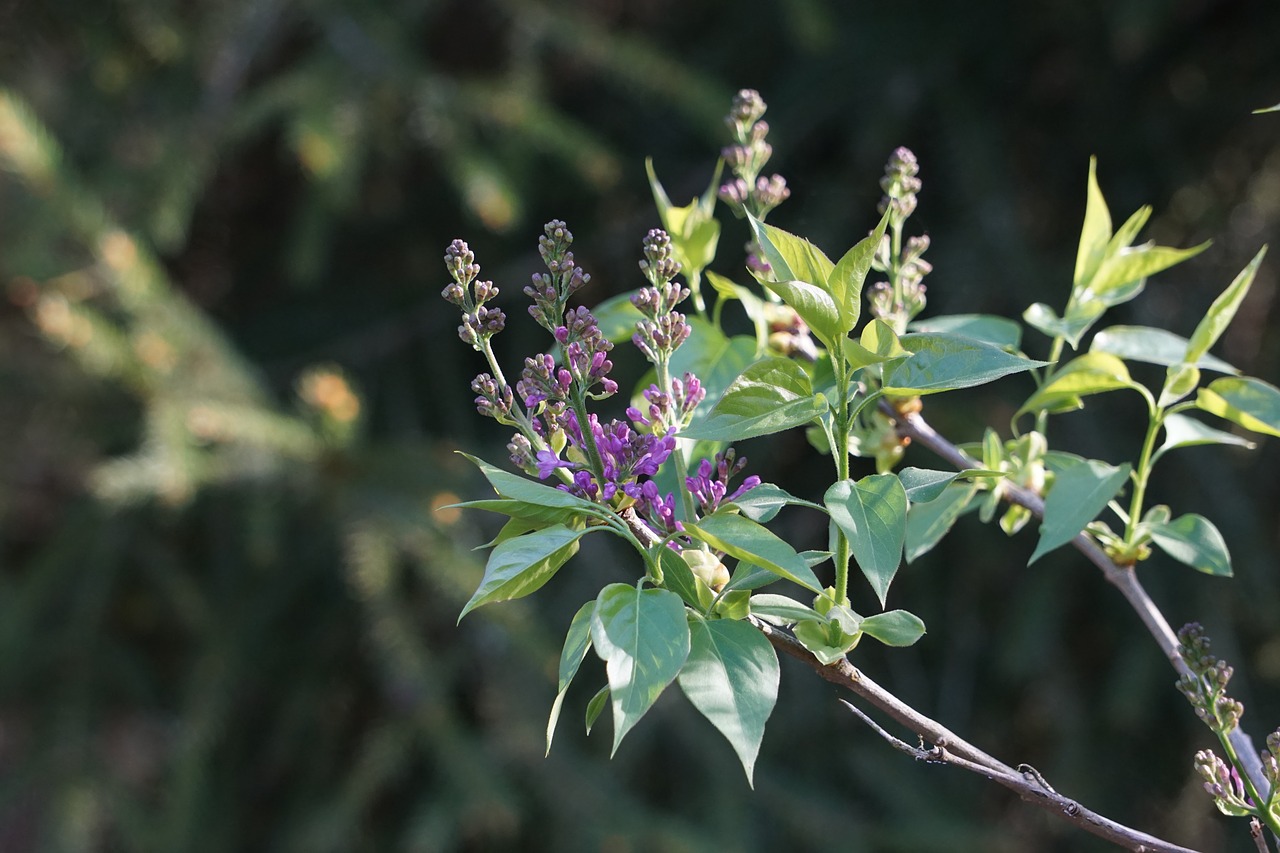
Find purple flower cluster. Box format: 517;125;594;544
717;90;790;221
442;239;506;352
525;220;590;333
626;375;704;437
686;449;762;516
534;408;677;504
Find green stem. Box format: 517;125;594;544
1125;411;1164;541
1034;335;1067;437
1220;731;1280;836
654;354;699;524
830;341;853;606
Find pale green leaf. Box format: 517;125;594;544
860;610;926;647
705;271;769;350
882;333;1048;396
678;619;779;785
824;474;908;606
758;278;843;347
828;209;891;332
749;593;824;627
1088;240;1210;296
1023;302;1098;348
1146;513;1232;577
1152;413;1256;465
747;215;835;288
684;512;823;592
683;356;827;441
591;584;691;754
1074;157;1112;289
1030;459;1131;564
1196;376;1280;438
585;685;609;735
726;482;823;523
906;482;979;562
1158;363;1201;408
1018;352;1140;416
1185;247;1267;364
1090;326;1237;373
909;313;1023;350
459;524;589;620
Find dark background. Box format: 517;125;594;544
2;0;1279;850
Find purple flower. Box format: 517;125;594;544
535;448;571;480
686;448;761;516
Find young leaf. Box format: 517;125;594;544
1184;247;1267;365
824;474;908;606
1145;513;1232;577
1090;325;1237;373
590;584;691;755
1074;157;1113;289
898;467;962;503
705;271;769;350
653;545;711;610
906;482;979;562
1023;303;1097;347
794;605;862;665
459;524;590;620
749;593;825;627
746;215;835;288
1158;364;1201;408
1196;376;1280;438
828;209;891;332
860;610;926;647
645;158;722;275
1017;352;1141;416
757;278;844;348
682;356;828;441
1029;459;1131;564
909;313;1023;350
547;601;597;755
677;618;780;786
684;512;823;593
1089;240;1211;296
1151;413;1256;465
585;685;610;735
882;333;1048;396
726;482;824;523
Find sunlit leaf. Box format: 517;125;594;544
1185;247;1266;365
684;512;823;592
591;584;690;754
1196;376;1280;438
1146;513;1232;576
757;278;843;347
909;313;1023;350
1018;352;1141;416
1074;157;1112;289
683;356;827;441
678;618;779;785
824;474;908;605
1024;302;1097;348
459;524;590;620
882;333;1047;395
747;215;835;288
749;593;824;626
828;209;891;332
860;610;926;647
1030;458;1130;564
726;482;823;523
1151;413;1256;465
1091;325;1237;373
459;453;605;515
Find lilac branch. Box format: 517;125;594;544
881;401;1269;802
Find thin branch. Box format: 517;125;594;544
751;617;1200;853
882;403;1269;801
1250;818;1271;853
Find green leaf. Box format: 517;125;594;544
547;601;596;755
898;468;961;503
653;545;711;610
1196;376;1280;438
682;356;827;441
909;313;1023;350
459;453;605;515
824;474;908;606
757;278;844;348
828;209;891;332
794;605;862;665
459;524;590;620
646;158;722;275
1074;157;1113;289
1185;248;1266;365
678;618;780;785
1018;352;1140;416
747;215;835;288
684;512;823;592
1023;303;1097;348
1088;240;1210;296
726;482;823;523
590;290;646;343
590;584;691;754
1255;102;1280;114
906;482;979;562
1158;363;1201;408
749;593;824;626
448;498;580;527
882;333;1048;396
1090;326;1237;373
1029;459;1131;564
860;610;926;647
1151;413;1256;465
1146;513;1232;577
585;685;609;735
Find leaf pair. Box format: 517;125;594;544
548;584;780;785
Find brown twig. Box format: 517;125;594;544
750;617;1201;853
881;402;1269;801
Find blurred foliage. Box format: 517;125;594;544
1;0;1279;850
